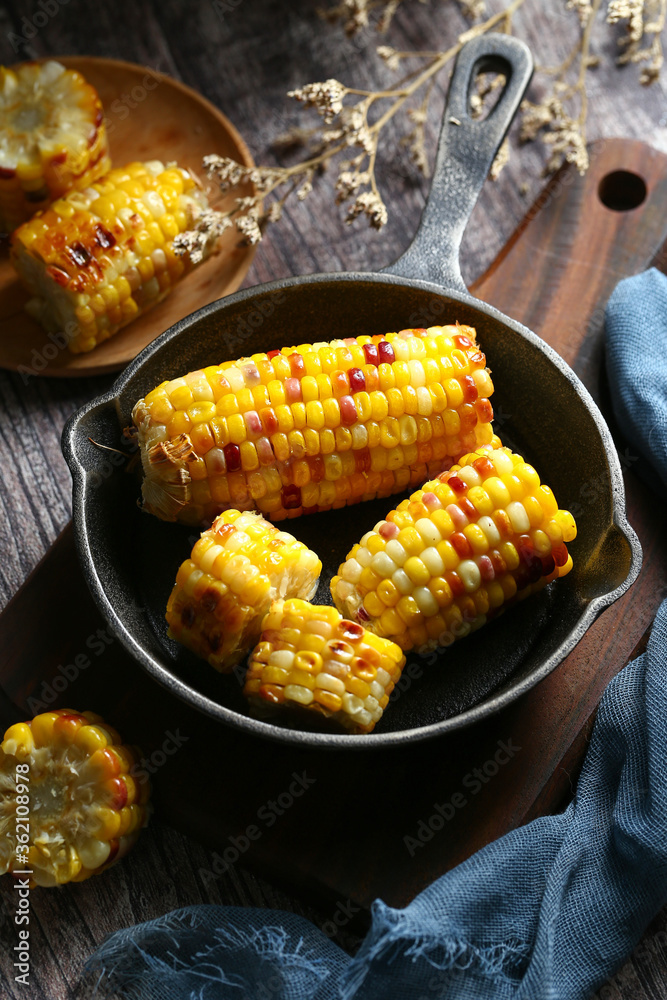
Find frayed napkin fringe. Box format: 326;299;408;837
340;902;530;999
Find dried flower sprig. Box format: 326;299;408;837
321;0;485;33
172;208;231;263
608;0;666;83
184;0;663;251
520;0;603;175
195;0;527;246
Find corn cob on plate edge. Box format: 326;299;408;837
0;55;258;376
11;159;220;355
0;59;111;233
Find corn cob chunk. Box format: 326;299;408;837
167;509;322;672
132;325;496;526
244;599;406;734
0;709;149;887
0;61;110;233
331;445;577;652
11;159;216;353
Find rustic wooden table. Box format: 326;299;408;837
1;2;666;998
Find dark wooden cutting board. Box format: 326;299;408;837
1;138;666;913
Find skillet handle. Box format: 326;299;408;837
382;32;533;293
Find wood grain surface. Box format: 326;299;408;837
1;2;666;998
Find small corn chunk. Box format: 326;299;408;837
166;509;322;672
244;599;406;734
331;445;577;652
132;325;496;526
11;159;216;353
0;61;110;233
0;709;149;888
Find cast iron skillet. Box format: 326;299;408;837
63;34;642;749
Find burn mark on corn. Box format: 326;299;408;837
200;589;219;613
94;223;116;249
46;264;70;287
181;604;196;628
68;241;92;267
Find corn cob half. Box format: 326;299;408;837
244;599;406;734
331;445;577;652
167;509;322;672
132;325;495;526
11;160;217;353
0;61;110;233
0;709;149;887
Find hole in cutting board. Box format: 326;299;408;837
598;170;647;211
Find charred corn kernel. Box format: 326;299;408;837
166;510;321;672
11;160;216;354
331;446;576;651
244;599;405;734
131;327;494;525
0;709;149;887
0;62;110;233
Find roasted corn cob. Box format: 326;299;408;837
0;709;149;887
331;445;576;652
244;599;406;734
167;509;322;672
11;160;217;353
0;61;110;233
132;325;496;526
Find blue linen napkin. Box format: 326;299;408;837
86;270;667;1000
605;268;667;496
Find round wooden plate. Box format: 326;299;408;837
0;56;256;378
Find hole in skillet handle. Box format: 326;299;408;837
382;33;533;293
598;170;647;212
469;68;507;122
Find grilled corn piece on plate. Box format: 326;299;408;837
11;159;217;354
0;60;110;233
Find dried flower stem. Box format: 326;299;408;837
608;0;666;83
190;0;664;249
